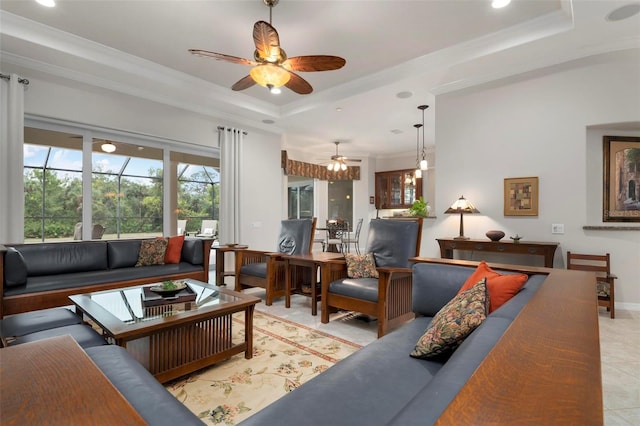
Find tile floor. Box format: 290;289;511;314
238;286;640;425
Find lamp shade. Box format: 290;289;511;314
249;64;290;88
444;195;479;214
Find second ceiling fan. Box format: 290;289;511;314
189;0;346;95
327;141;361;171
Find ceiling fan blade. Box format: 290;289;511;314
189;49;256;66
231;75;257;91
253;21;282;62
345;158;362;162
285;71;313;95
282;55;346;72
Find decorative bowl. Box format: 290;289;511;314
149;280;187;297
486;230;505;241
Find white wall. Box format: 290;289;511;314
431;51;640;308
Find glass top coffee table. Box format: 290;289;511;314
69;279;260;383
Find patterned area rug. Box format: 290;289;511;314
165;310;362;425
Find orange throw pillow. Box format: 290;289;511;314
160;235;185;264
457;261;527;313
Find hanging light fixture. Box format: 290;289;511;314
249;64;290;94
413;123;423;179
101;141;116;153
418;105;429;170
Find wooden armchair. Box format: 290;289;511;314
320;218;423;337
567;251;616;318
235;218;317;305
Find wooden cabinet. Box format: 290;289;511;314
375;169;422;209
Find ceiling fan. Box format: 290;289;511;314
327;141;361;171
188;0;346;95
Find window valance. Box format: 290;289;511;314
281;151;360;181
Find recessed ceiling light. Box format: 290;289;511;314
36;0;56;7
262;119;275;124
606;3;640;21
492;0;511;9
336;107;343;112
396;91;413;99
390;129;403;135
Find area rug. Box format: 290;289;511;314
165;310;363;425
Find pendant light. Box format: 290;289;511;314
418;105;429;170
414;123;423;179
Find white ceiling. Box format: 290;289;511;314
1;0;639;160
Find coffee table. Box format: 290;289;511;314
69;279;260;383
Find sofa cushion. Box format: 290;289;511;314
85;345;203;425
4;247;28;287
108;240;141;269
457;261;527;312
412;263;474;317
411;279;488;359
0;308;81;337
344;253;379;279
164;235;185;264
15;242;108;276
181;238;204;265
135;239;167;267
9;324;107;349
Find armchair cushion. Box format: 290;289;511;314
344;253;379;279
241;262;268;279
367;219;420;268
277;219;314;255
329;277;379;303
457;261;527;313
411;279;488;359
4;247;28;287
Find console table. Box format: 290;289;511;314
436;238;559;268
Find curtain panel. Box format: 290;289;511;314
281;151;360;180
219;127;244;244
0;73;26;243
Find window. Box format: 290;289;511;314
328;180;353;227
288;176;314;219
177;162;220;234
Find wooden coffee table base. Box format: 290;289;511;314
120;306;255;383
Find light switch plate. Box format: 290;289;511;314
551;224;564;234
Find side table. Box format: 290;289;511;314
214;244;248;286
283;252;344;316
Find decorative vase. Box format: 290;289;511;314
486;230;505;241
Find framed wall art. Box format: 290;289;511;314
504;177;539;216
603;135;640;222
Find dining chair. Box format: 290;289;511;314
342;218;363;254
323;220;349;253
567;251;616;318
321;218;423;337
235;218;317;305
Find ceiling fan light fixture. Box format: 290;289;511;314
101;142;116;153
492;0;511;8
267;84;282;94
250;64;290;89
340;162;347;171
36;0;56;7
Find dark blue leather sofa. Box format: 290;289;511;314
0;237;213;317
239;259;588;426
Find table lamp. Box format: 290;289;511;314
444;195;479;240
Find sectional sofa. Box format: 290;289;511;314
0;237;213;317
240;258;602;425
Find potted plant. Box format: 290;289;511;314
408;196;429;217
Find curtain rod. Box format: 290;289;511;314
217;126;247;136
0;73;30;85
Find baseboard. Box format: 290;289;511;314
616;302;640;311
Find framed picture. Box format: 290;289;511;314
504;177;538;216
603;135;640;222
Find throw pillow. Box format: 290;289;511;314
457;261;527;313
135;238;168;267
410;278;488;359
159;235;185;264
344;253;379;279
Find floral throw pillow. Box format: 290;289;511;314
344;253;379;279
410;278;488;359
135;238;168;267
